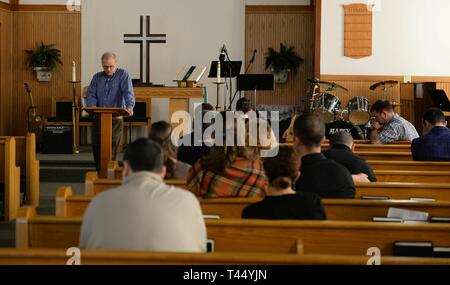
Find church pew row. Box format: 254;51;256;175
374;170;450;183
0;138;21;221
0;134;39;207
321;143;411;153
368;160;450;171
85;173;450;201
56;186;450;220
356;151;412;161
16;206;450;256
0;249;448;265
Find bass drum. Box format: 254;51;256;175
348;97;370;126
312;93;341;123
325;120;364;140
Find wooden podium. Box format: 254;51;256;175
83;107;131;178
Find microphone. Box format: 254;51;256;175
250;49;257;63
219;44;226;62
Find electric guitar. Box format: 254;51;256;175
24;83;43;141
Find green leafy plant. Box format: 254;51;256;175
264;43;303;74
25;41;63;71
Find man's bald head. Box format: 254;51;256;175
330;131;354;149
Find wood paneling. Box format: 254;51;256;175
8;11;81;135
245;6;315;107
0;9;12;135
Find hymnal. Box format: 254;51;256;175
372;217;403;223
433;247;450;258
361;196;389;200
387;207;429;221
409;197;436;202
394;241;433;257
203;214;220;219
430;217;450;223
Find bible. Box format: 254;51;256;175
174;66;207;87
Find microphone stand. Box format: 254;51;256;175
228;51;256;110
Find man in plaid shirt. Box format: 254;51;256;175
369;100;419;144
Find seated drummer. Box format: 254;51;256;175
325;119;363;140
369;100;419;144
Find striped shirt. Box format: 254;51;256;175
378;114;419;144
186;158;267;198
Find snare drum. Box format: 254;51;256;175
312;93;341;123
348;97;370;125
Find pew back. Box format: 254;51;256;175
0;138;21;221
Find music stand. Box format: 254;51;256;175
237;74;274;109
209;61;242;110
429;89;450;111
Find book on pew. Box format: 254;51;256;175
360;195;390;200
433;247;450;258
203;214;220;219
409;197;436;202
387;207;429;222
430;217;450;223
393;241;434;257
372;217;403;223
206;239;214;253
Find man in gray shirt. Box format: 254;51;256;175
369;100;419;144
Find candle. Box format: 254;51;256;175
72;61;76;82
217;61;221;83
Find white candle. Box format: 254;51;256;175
217;61;221;83
72;61;76;82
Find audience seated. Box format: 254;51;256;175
177;103;215;166
293;114;356;198
186;114;267;198
79;138;207;252
323;131;377;182
242;146;326;220
412;108;450;161
369;100;419;144
149;121;191;179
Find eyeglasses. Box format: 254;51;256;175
103;65;115;69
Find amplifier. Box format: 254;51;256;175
43;125;73;154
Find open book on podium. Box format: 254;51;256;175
174;66;207;88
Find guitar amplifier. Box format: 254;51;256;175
43;125;73;154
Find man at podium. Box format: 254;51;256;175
86;52;135;170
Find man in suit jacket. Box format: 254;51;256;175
323;131;377;182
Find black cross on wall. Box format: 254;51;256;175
123;16;167;84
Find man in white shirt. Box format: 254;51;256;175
79;138;207;252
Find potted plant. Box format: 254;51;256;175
25;41;63;82
265;43;303;84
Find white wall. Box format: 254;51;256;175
19;0;68;4
82;0;245;122
0;0;10;4
321;0;450;76
246;0;310;5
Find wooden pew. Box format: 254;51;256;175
0;138;21;221
16;206;450;256
374;170;450;183
0;248;448;265
355;182;450;200
356;151;412;161
56;187;450;221
0;134;39;207
322;143;411;153
85;171;187;196
369;160;450;171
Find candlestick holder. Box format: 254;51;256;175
213;82;224;111
68;80;81;154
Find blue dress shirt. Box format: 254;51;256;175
86;68;135;110
411;126;450;161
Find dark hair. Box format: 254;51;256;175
423;108;445;125
263;146;300;189
193;103;215;133
123;138;164;173
149;121;178;179
370;100;393;113
293;114;325;147
236;97;251;114
330;131;353;147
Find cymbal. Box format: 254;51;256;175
370;80;399;91
307;79;348;93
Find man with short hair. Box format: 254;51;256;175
86;52;135;170
323;131;377;182
293;114;356;198
412;108;450;161
79;138;207;252
370;100;419;144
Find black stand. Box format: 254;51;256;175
209;61;242;110
237;74;274;110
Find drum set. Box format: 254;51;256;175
307;79;399;139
